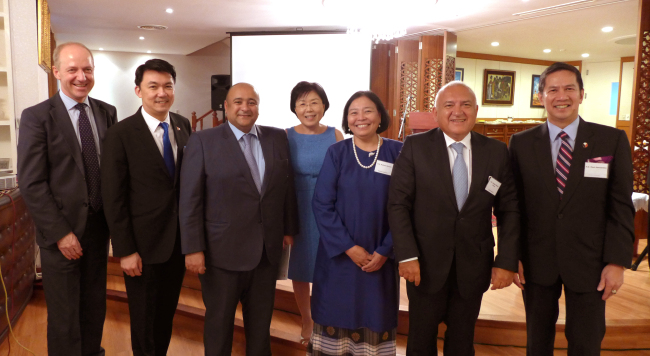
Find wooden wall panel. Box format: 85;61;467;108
631;0;650;194
394;40;419;139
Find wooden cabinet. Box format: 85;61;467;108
0;0;16;171
473;121;544;145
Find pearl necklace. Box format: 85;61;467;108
353;134;381;169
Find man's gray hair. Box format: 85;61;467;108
434;81;477;106
52;42;94;69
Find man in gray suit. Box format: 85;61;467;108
180;83;298;355
18;42;117;356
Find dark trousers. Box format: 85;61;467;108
123;238;186;356
199;250;278;356
406;259;484;356
523;278;606;356
40;211;109;356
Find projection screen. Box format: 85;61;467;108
231;32;372;131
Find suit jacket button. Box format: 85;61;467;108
557;214;563;219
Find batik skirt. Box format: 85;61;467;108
307;322;396;356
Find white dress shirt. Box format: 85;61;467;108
141;107;177;163
227;121;266;182
443;132;473;191
547;117;579;170
59;90;101;159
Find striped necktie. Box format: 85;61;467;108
555;131;572;199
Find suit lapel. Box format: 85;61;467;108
258;126;274;197
132;109;172;181
88;98;108;151
533;123;559;201
430;129;458;210
559;118;594;211
170;113;189;185
50;93;85;177
222;124;261;195
464;132;490;213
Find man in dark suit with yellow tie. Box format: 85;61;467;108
180;82;298;355
389;81;520;355
18;42;117;356
509;62;635;355
102;59;191;356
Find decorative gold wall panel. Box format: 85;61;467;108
422;59;443;112
445;55;456;84
400;62;418;119
632;31;650;194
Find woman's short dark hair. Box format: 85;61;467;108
135;59;176;87
290;81;330;114
341;91;390;135
539;62;583;94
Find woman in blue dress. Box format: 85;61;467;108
287;81;344;344
310;91;402;355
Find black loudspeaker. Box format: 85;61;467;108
211;75;231;111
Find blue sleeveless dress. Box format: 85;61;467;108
287;126;337;282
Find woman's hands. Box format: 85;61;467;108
346;245;372;267
345;246;387;272
362;252;388;272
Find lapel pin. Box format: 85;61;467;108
176;127;180;131
583;142;588;148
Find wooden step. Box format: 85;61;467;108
107;258;650;351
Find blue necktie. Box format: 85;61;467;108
74;103;102;212
160;122;175;180
242;134;262;193
451;142;468;210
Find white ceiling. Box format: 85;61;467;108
50;0;639;62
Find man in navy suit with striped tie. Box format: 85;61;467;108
102;59;192;356
509;62;635;355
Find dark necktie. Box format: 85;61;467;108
74;103;102;212
160;122;175;180
555;131;573;199
242;134;262;193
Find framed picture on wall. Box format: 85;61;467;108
482;69;515;105
530;75;543;108
455;68;464;81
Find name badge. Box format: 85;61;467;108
584;162;609;179
485;176;501;196
375;160;394;176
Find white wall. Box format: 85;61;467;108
618;61;634;122
456;57;547;120
9;0;49;120
581;61;621;127
457;57;623;127
89;43;229;123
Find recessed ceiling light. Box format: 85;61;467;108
543;49;551;53
491;42;499;46
602;26;613;32
147;50;152;53
99;48;104;51
582;53;590;57
166;8;173;13
139;36;145;40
